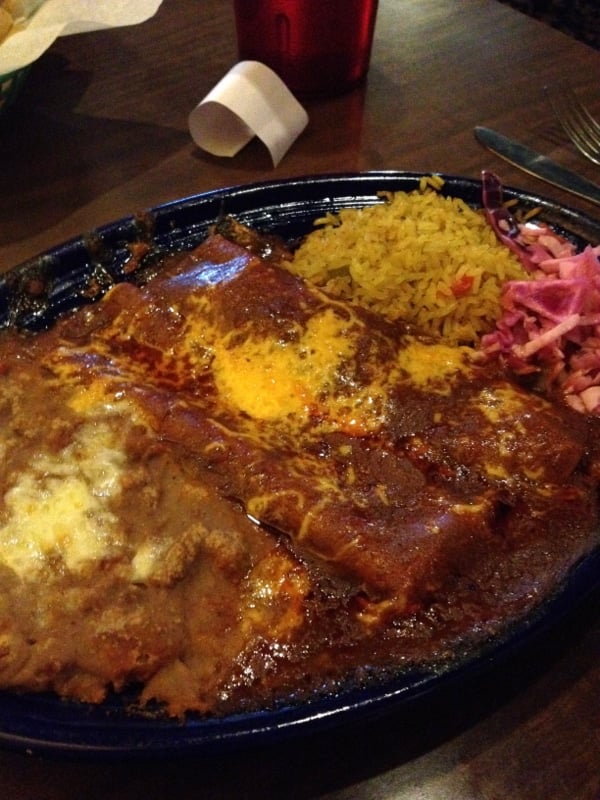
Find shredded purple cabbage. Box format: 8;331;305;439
480;171;600;414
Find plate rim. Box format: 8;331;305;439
1;169;599;757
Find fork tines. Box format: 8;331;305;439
546;84;600;166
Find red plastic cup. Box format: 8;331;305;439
233;0;379;98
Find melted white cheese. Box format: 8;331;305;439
0;419;127;577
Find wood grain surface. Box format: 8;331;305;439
0;1;599;798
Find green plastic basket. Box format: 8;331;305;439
0;65;30;114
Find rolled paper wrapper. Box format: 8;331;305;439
188;61;309;167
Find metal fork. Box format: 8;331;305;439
546;84;600;166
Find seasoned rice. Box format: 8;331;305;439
288;179;529;344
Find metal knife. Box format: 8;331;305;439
474;126;600;207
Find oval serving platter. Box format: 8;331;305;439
0;171;599;757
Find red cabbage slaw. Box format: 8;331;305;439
480;171;600;414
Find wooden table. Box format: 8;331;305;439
1;1;599;797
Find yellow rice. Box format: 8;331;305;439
288;179;528;344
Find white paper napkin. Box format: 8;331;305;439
188;61;309;167
0;0;164;74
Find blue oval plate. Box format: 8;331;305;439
0;172;599;757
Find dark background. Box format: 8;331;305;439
499;0;600;50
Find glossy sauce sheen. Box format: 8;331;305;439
0;232;598;717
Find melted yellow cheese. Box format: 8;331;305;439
67;377;115;415
472;386;554;482
395;340;475;391
475;386;529;429
201;311;478;433
207;307;390;433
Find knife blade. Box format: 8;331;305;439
474;126;600;207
